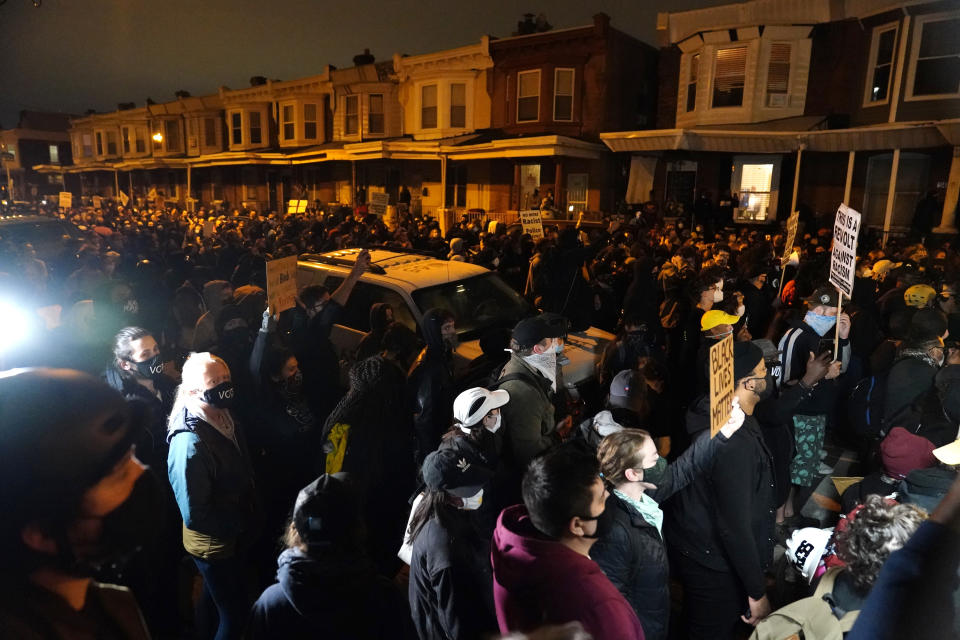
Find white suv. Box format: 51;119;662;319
296;248;613;389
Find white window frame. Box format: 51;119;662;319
248;111;262;145
686;53;700;113
711;45;748;109
905;11;960;101
367;95;384;135
134;126;147;153
553;68;575;122
82;133;93;158
449;83;467;129
48;144;59;164
280;102;296;141
863;22;899;107
203;117;218;148
344;94;360;136
420;85;438;130
765;42;792;104
229;110;243;146
517;69;541;123
303;102;319;139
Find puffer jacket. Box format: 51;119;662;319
590;494;668;640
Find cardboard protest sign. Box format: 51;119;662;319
202;219;216;238
519;209;545;240
709;334;735;438
368;191;389;216
92;195;102;209
829;204;861;298
265;256;298;314
58;191;72;209
782;210;799;267
119;191;130;207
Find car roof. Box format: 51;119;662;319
299;248;490;291
0;215;66;226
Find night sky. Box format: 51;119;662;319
1;0;726;128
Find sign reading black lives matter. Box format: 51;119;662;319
829;204;862;298
709;334;735;439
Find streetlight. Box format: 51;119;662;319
152;132;163;143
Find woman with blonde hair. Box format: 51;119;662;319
167;352;257;640
591;419;743;640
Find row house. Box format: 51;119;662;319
42;14;660;223
0;111;72;202
601;0;960;240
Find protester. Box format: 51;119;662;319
0;368;161;639
407;308;458;463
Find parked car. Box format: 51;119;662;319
296;248;614;393
0;214;82;261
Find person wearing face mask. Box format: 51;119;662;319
408;447;500;640
591;419;745;640
0;368;164;640
167;352;258;640
884;333;949;428
192;280;235;352
665;342;778;639
491;443;645;640
407;307;459;464
495;313;573;483
249;473;414;640
776;285;850;505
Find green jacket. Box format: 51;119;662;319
496;354;558;473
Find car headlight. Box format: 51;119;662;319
0;300;31;352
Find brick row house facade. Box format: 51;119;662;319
601;0;960;238
37;14;658;223
0;111;72;202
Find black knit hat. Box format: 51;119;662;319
293;473;359;548
733;341;765;380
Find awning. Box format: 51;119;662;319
444;135;606;160
601;120;954;154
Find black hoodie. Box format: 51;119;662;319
355;302;393;361
248;548;413;639
406;309;455;462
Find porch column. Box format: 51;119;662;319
128;172;133;202
843;151;855;205
186;165;193;212
790;144;805;213
513;162;521;211
554;157;564;214
113;170;120;199
882;148;901;248
350;160;356;206
934;146;960;234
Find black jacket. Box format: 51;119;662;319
406;312;455;463
590;494;669;640
664;411;776;600
103;367;176;470
408;513;498;640
249;548;413;640
777;317;850;415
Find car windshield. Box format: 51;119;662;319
0;220;77;244
412;273;534;341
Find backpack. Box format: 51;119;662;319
751;568;859;640
847;373;888;440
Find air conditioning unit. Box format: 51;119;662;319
767;94;789;108
188;136;199;150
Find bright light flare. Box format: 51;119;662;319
0;300;31;352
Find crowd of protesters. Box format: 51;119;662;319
1;194;960;640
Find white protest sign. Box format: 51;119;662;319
119;191;130;207
709;334;735;439
202;219;216;238
59;191;72;209
368;191;389;216
519;209;545;240
782;210;799;267
265;256;298;314
287;199;307;214
829;204;861;298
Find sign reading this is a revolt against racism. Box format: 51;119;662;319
265;256;298;314
829;204;862;298
782;210;799;267
709;334;735;439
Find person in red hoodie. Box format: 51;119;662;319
490;442;646;640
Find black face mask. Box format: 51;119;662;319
281;370;303;398
203;382;236;408
127;354;163;380
641;457;668;486
61;470;165;577
579;509;612;540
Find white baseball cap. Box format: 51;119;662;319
453;387;510;428
786;527;833;584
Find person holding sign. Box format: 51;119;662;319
665;341;776;639
775;285;849;522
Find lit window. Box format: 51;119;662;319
912;16;960;97
49;144;59;164
554;69;574;121
368;95;384;134
345;95;359;135
304;103;319;139
249;112;262;145
421;85;437;129
282;104;295;140
713;47;747;107
739;163;774;220
517;70;540;122
687;54;699;112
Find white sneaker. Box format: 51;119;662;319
818;462;835;475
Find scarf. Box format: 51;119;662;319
614;488;663;534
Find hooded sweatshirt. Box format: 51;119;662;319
355;302;394;361
406;309;454;461
193;280;232;351
249;547;412;639
490;505;645;640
